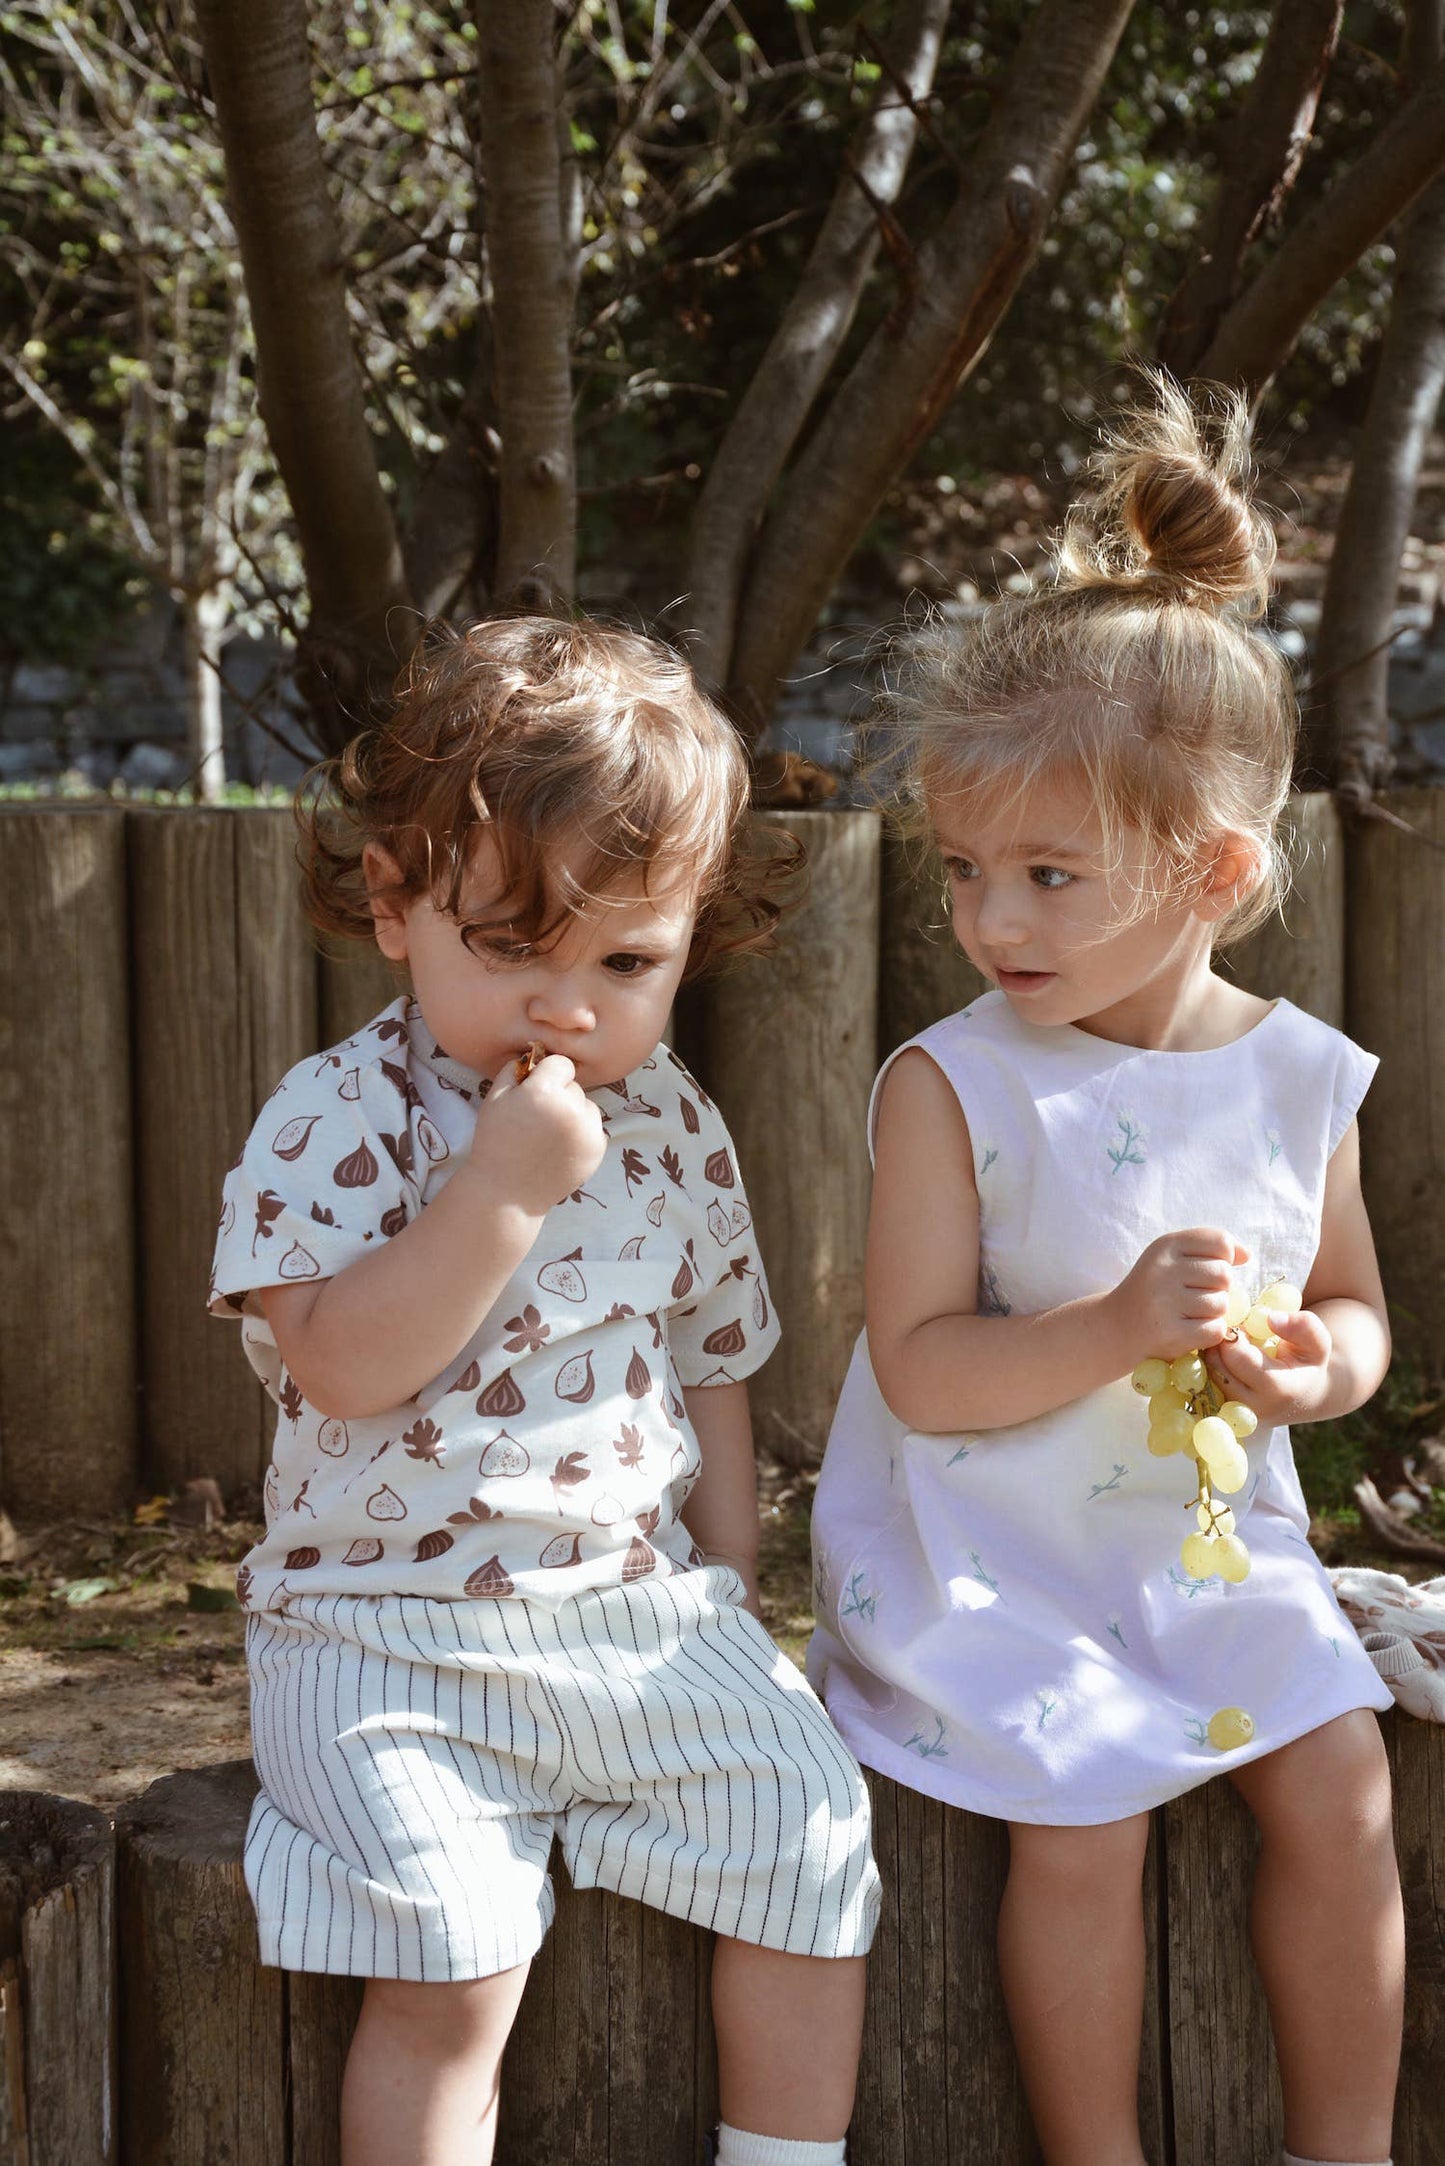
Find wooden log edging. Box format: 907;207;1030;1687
0;1791;116;2166
14;1715;1428;2164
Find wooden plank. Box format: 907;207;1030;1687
129;810;318;1500
850;1773;904;2165
1163;1774;1281;2166
0;1790;117;2166
499;1877;610;2165
0;808;136;1519
1139;1812;1172;2166
115;1761;286;2166
285;1972;361;2166
605;1894;705;2164
700;810;880;1468
1346;783;1445;1370
1383;1712;1445;2166
1227;791;1345;1023
878;832;988;1061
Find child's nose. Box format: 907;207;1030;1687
528;979;596;1032
973;884;1031;947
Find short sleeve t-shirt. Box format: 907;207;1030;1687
210;997;780;1611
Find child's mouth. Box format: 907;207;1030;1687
995;968;1056;993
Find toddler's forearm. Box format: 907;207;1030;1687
1298;1296;1392;1425
871;1289;1136;1435
265;1168;546;1418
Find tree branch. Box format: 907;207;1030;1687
1198;52;1445;397
723;0;1135;732
684;0;951;686
193;0;413;744
1159;0;1343;377
474;0;576;606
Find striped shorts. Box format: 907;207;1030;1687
245;1566;880;1981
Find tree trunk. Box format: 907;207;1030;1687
1197;54;1445;400
722;0;1135;733
1305;3;1445;791
193;0;412;750
181;587;228;804
685;0;952;688
474;0;577;608
1159;0;1343;377
400;330;500;620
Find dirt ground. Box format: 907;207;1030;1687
0;1459;819;1810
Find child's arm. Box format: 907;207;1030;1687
1204;1117;1391;1424
680;1381;763;1620
867;1050;1245;1434
259;1055;605;1419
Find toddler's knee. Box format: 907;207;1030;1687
360;1972;522;2063
1007;1817;1149;1906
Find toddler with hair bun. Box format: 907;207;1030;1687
808;376;1404;2166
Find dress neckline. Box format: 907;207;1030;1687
999;991;1289;1061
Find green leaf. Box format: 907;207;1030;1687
61;1577;117;1605
187;1580;241;1613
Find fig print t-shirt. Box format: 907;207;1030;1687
210;997;779;1611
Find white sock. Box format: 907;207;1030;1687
715;2128;846;2166
1280;2150;1392;2166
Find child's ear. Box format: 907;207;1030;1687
1194;831;1263;923
362;842;411;962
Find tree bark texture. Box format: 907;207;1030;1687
475;0;577;607
0;808;137;1522
0;1792;116;2166
1306;6;1445;791
722;0;1135;733
685;0;952;688
401;330;500;620
193;0;411;746
1159;0;1343;377
1198;55;1445;399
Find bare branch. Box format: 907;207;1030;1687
193;0;413;735
1198;53;1445;396
723;0;1135;731
474;0;576;605
1160;0;1344;376
685;0;951;684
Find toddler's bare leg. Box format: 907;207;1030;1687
998;1813;1152;2166
340;1966;532;2166
711;1941;866;2140
1230;1711;1402;2164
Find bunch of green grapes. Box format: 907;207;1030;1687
1130;1278;1303;1588
1127;1279;1302;1754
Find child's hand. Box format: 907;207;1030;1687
466;1052;607;1215
1112;1226;1250;1360
1204;1306;1334;1425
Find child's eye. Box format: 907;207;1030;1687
1030;865;1074;891
942;855;978;883
604;953;658;977
461;925;532;963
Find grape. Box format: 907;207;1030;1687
1132;1358;1172;1396
1219;1400;1257;1439
1206;1440;1250;1494
1225;1285;1251;1329
1180;1531;1218;1580
1257;1280;1302;1315
1191;1415;1238;1466
1148;1424;1185;1458
1206;1706;1255;1751
1214;1533;1251;1583
1196;1503;1235;1535
1241;1306;1273;1345
1150;1406;1195;1451
1170;1352;1207;1393
1148;1385;1189;1420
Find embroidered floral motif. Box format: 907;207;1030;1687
1107;1111;1147;1173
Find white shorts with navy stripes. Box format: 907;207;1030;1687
245;1565;880;1981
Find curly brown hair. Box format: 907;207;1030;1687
298;615;801;979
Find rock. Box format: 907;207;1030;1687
168;1476;226;1529
0;739;62;780
118;740;185;790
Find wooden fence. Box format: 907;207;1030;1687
0;790;1441;1519
2;1720;1441;2165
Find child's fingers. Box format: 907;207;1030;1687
1267;1307;1331;1365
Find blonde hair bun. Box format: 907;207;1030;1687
1057;370;1275;619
